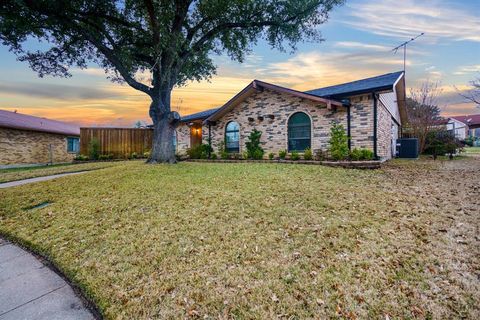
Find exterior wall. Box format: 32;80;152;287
349;94;375;151
0;128;76;165
376;100;394;159
176;123;190;154
205;88;347;156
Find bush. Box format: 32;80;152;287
131;152;138;159
315;149;327;161
360;148;374;160
279;149;287;160
88;137;100;160
424;129;462;160
242;151;249;160
245;129;264;159
349;148;362;161
210;153;218;160
143;150;151;158
98;154;114;160
74;154;89;161
303;148;313;160
268;152;275;160
187;144;213;159
328;122;349;161
290;151;300;161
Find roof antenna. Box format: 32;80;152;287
392;32;424;76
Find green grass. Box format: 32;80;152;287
464;146;480;154
0;161;478;319
0;161;121;183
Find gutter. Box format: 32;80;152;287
343;99;352;151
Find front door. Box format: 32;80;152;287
190;124;202;147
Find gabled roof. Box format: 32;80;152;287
181;107;220;122
305;71;404;98
450;114;480;126
0;109;80;136
206;80;343;122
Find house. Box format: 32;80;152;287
176;71;406;160
0;109;80;165
446;114;480;144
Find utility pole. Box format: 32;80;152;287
392;32;424;76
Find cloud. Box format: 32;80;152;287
334;41;390;51
0;81;117;101
453;65;480;75
343;0;480;42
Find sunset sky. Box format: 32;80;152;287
1;0;479;127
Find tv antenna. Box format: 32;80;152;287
392;32;424;75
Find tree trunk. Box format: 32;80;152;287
147;88;179;164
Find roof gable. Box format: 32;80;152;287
305;71;404;98
0;109;80;136
451;114;480;126
181;107;219;122
205;80;343;122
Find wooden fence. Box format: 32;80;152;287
80;127;153;157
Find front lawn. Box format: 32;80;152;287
0;160;478;319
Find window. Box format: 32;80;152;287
67;137;80;153
225;121;240;152
288;112;311;151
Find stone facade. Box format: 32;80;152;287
0;128;77;165
177;89;398;160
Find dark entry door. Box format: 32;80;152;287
190;124;202;147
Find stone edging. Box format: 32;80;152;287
0;233;103;320
186;159;381;169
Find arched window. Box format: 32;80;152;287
225;121;240;152
288;112;311;151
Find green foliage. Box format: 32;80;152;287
464;136;474;147
88;138;100;160
424;129;462;159
187;144;213;159
290;151;300;161
74;154;89;161
328;122;349;161
143;150;151;158
220;150;229;160
210;153;218;160
350;148;374;161
245;129;264;160
360;149;374;160
98;154;114;160
268;152;275;160
279;150;287;160
303;148;313;160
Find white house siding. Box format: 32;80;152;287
447;119;467;140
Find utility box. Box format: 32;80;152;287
396;138;419;158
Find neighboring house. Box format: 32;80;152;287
446;114;480;144
0;109;80;165
176;71;406;160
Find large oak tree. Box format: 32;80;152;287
0;0;344;163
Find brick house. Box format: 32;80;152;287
0;110;80;166
176;71;406;160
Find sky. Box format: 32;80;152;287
0;0;479;127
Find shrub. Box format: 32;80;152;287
98;154;114;160
210;153;218;160
242;151;249;160
424;129;462;160
74;154;89;161
290;151;300;161
245;129;264;159
279;149;287;160
187;144;213;159
360;148;374;160
349;148;363;161
131;152;138;159
328;122;349;161
268;152;275;160
143;150;151;158
315;149;327;161
88;137;100;160
303;148;313;160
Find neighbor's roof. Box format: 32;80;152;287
305;71;404;98
0;109;80;136
206;80;343;122
451;114;480;126
181;107;220;122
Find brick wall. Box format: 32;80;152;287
176;123;190;154
204;88;348;156
0;128;76;165
377;100;394;159
349;94;374;150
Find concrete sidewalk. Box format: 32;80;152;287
0;238;95;320
0;171;87;189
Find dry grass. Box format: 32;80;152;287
0;159;478;319
0;161;122;183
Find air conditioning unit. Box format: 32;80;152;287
396;138;419;158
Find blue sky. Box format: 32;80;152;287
0;0;479;126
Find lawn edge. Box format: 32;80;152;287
0;232;104;320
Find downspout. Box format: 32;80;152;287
343;99;352;151
372;92;378;159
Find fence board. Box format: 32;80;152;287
80;128;153;157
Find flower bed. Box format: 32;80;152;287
186;158;381;169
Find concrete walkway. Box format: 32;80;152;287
0;238;95;320
0;171;87;189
